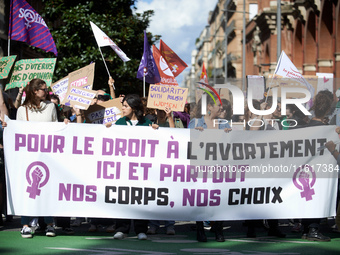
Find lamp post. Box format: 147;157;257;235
242;0;246;91
277;0;281;61
224;8;228;84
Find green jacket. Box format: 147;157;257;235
115;116;152;126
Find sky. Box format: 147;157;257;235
134;0;218;86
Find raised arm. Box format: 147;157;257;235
108;77;116;99
165;106;175;128
14;85;24;109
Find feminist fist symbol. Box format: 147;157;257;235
26;167;43;199
298;171;315;201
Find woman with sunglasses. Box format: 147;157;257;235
16;78;57;238
16;79;57;123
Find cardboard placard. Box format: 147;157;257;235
68;62;95;90
5;58;56;90
247;75;265;100
51;76;69;103
85;98;122;124
266;74;318;98
147;84;188;111
61;86;97;110
0;55;16;79
316;73;333;93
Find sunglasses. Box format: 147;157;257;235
39;88;49;92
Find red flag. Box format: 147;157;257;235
159;40;187;77
152;45;178;86
199;63;209;85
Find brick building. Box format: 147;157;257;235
183;0;340;102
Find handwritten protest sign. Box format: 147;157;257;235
5;58;56;90
147;84;188;111
85;98;122;124
51;76;69;103
61;86;97;110
0;55;16;79
68;63;95;90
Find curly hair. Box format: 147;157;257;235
313;90;333;118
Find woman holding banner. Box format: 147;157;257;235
189;94;228;242
16;78;57;238
297;90;333;242
106;94;153;240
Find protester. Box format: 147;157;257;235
281;104;307;130
147;106;176;235
50;94;66;122
155;106;174;128
297;90;333;242
248;97;282;131
49;94;74;235
141;97;157;123
13;85;24;109
189;94;229;242
87;79;116;232
0;90;9;226
325;126;340;233
189;94;231;132
15;78;58;238
173;103;190;128
108;76;116;99
106;94;155;240
244;97;286;238
218;99;232;120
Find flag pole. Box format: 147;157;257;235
8;0;12;57
264;51;283;103
98;47;115;89
143;67;147;97
8;39;10;56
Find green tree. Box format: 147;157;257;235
41;0;159;95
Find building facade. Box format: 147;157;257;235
184;0;340;102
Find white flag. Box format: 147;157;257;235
274;51;314;97
90;21;130;62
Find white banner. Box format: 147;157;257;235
274;51;315;97
90;21;130;62
4;120;338;220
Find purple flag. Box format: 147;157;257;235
9;0;58;56
136;30;161;84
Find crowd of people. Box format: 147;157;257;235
0;78;339;243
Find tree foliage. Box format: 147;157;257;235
41;0;159;95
